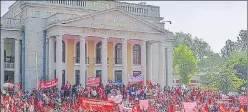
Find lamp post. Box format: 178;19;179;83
162;21;172;24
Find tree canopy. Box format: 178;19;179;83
201;52;245;92
172;30;247;92
173;44;198;86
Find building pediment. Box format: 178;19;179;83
57;8;167;34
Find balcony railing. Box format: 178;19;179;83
114;58;122;64
74;57;113;64
1;18;22;29
5;62;14;68
95;57;101;64
74;57;89;64
95;57;110;64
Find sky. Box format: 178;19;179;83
1;1;247;53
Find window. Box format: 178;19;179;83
115;70;122;83
76;42;80;63
35;11;40;16
85;70;88;84
133;71;141;77
96;42;102;64
62;41;65;62
75;41;87;63
75;70;80;85
75;70;87;86
4;71;14;83
62;70;65;85
133;44;141;64
54;40;65;62
115;43;122;64
54;70;56;79
4;50;6;62
54;41;56;62
96;70;101;77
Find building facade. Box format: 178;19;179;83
1;1;174;91
173;75;202;88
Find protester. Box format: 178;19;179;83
1;81;247;112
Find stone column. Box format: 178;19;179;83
166;46;173;87
1;38;5;90
14;39;20;91
166;33;174;87
80;37;86;87
56;35;63;89
141;40;147;85
159;41;165;88
48;37;54;80
147;42;152;82
101;38;108;86
122;38;128;85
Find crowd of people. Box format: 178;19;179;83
0;82;247;112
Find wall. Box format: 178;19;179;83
88;40;95;77
108;41;113;81
151;43;159;84
67;39;74;84
23;7;45;91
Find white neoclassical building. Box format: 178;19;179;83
1;1;174;91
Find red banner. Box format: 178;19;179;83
39;78;58;89
16;83;21;90
78;98;115;111
88;77;100;86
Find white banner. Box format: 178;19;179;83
128;74;143;82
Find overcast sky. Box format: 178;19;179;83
1;1;247;53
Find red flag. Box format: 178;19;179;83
36;100;43;112
50;100;55;108
169;104;175;112
132;103;141;112
16;83;21;90
219;104;227;112
5;95;10;103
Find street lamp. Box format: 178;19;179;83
162;21;172;24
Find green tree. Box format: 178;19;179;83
221;30;247;59
173;44;198;86
201;52;245;92
172;32;213;60
198;53;224;74
236;30;247;51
